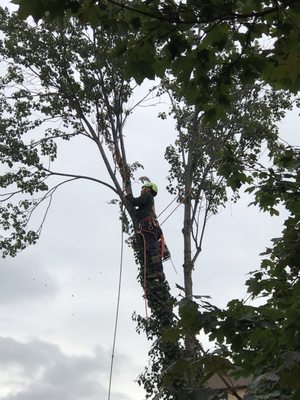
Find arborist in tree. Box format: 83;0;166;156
125;182;169;282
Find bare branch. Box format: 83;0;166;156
42;167;119;194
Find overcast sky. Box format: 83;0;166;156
1;3;300;399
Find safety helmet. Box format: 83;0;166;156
142;181;158;195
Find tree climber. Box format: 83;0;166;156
125;182;168;281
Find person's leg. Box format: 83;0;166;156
144;229;165;281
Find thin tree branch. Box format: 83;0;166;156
105;0;293;25
191;199;210;265
42;168;119;194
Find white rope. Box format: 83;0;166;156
107;209;124;400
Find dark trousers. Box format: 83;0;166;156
140;222;163;274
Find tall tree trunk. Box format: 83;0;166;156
183;120;195;302
183;194;193;301
182;146;197;364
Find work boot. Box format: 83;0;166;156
147;271;165;282
162;244;171;261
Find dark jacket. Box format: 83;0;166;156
126;191;156;222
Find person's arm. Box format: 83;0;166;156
125;192;151;207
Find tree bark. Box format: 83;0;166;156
183;194;193;301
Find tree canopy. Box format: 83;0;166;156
11;0;300;107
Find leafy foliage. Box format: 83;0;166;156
162;75;294;310
159;145;300;399
165;82;293;200
0;8;135;255
12;0;300;106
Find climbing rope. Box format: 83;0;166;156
160;201;182;226
169;257;178;274
107;206;124;400
156;191;192;275
157;194;179;218
159;190;191;226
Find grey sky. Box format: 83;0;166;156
0;256;58;303
0;337;132;400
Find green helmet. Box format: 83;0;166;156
142;181;158;195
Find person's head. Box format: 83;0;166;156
142;182;158;197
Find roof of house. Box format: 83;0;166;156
206;373;252;390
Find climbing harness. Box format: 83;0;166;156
139;216;168;267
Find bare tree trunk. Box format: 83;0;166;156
182;117;198;302
182;137;197;363
183;194;193;301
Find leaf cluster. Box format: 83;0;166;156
0;8;134;254
207;147;300;399
12;0;300;110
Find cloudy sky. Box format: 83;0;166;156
1;2;300;400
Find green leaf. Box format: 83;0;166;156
161;327;181;343
264;52;300;92
179;299;201;334
125;42;156;84
287;199;300;215
261;259;274;269
130;17;141;30
218;163;232;179
280;368;300;389
202;23;229;49
172;55;194;84
16;0;44;21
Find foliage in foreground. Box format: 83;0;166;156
13;0;300;107
160;145;300;399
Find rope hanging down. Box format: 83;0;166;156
107;189;190;398
107;206;124;400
